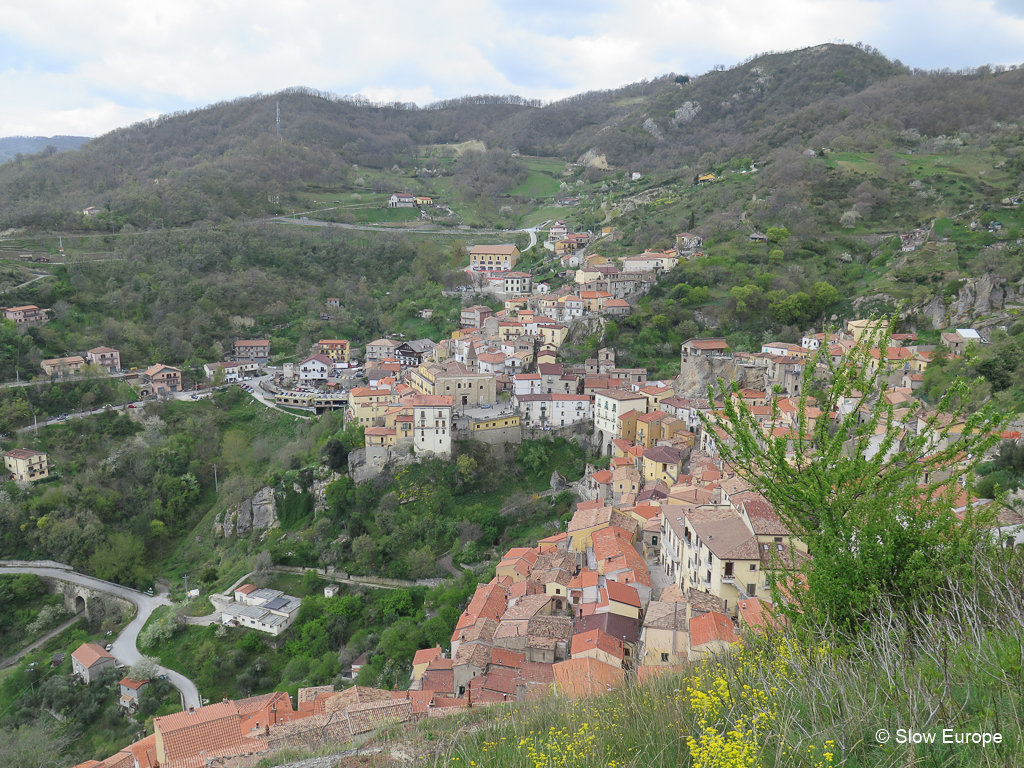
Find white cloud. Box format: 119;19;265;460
2;0;1023;136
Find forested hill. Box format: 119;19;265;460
2;43;1023;230
0;135;90;163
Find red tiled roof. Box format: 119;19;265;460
605;580;641;608
690;610;739;647
553;657;625;698
71;642;114;669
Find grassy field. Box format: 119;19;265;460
510;171;561;198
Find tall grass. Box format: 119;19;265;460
427;553;1024;767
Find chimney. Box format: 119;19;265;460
271;703;277;725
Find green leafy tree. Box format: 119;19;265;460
704;319;1007;633
766;226;790;244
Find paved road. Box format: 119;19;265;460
0;565;201;709
0;271;53;295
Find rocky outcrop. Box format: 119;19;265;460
674;356;765;398
913;272;1024;330
642;117;663;139
312;472;341;516
214;486;279;538
671;101;701;125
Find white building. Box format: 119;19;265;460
594;389;648;454
388;193;415;208
222;585;302;636
504;272;533;295
298;354;331;384
413;394;454;458
514;393;593;427
621;253;678;273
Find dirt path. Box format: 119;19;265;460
0;613;82;670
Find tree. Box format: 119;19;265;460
128;655;161;681
766;226;790;244
704;318;1007;634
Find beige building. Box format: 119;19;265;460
40;356;85;377
409;361;496;407
4;449;50;481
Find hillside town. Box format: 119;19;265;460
60;234;1024;768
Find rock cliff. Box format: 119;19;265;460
914;272;1024;330
674;357;764;398
213;486;279;538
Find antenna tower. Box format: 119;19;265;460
276;101;281;142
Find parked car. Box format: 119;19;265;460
480;403;491;409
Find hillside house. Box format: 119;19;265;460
233;339;270;364
119;678;150;711
86;346;121;373
413;394;454;457
675;232;703;252
142;364;182;395
388;192;415;208
2;305;47;326
221;586;302;635
504;272;533;295
71;643;116;683
365;338;402;364
3;449;50;482
40;355;85;377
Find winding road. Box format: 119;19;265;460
0;564;201;709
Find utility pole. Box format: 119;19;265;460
212;464;219;493
184;573;189;605
276;101;281;143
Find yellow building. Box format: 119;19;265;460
347;387;398;426
535;324;568;348
4;449;49;482
846;318;890;343
472;414;521;432
566;504;636;553
641;445;686;486
316;340;351;363
412;646;442;683
364;427;397;447
469;245;520;271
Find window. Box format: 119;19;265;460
661;652;670;662
749;564;757;571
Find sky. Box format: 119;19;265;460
3;0;1024;138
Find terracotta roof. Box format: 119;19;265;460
4;448;45;460
71;642;114;669
553;657;625;698
119;677;149;690
413;646;443;667
605;580;641;608
690;610;739;647
490;648;527;670
736;597;784;631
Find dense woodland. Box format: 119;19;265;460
3;44;1024;231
